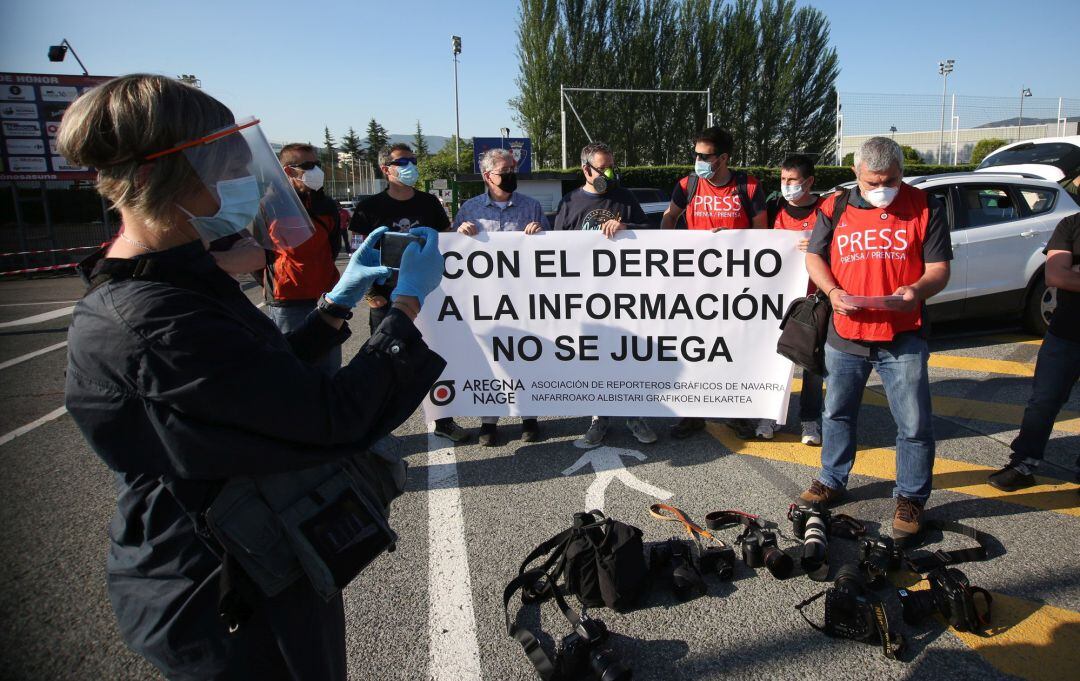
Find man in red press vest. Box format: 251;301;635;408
660;126;766;440
765;154;829;445
800;137;952;543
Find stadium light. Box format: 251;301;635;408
938;59;955;163
1018;87;1032;140
47;39;89;76
452;36;463;171
177;74;201;88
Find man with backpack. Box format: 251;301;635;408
763;154;830;444
660;126;766;440
801;137;951;543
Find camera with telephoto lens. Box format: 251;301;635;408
858;537;900;588
557;613;632;681
897;567;992;633
788;503;831;574
740;527;793;579
795;564;905;659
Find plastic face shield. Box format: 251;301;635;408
146;117;313;251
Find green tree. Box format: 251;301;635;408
777;6;838;163
413;120;430;160
749;0;795;166
510;0;563;168
842;152;854;166
340;127;363;174
971;137;1008;164
363;118;390;169
420;135;474;183
901;145;922;164
321;126;337;179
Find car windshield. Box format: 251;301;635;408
977;142;1080;175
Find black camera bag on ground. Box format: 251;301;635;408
518;510;647;610
775;189;849;375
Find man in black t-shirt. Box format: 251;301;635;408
989;212;1080;491
349;143;466;442
554;142;657;447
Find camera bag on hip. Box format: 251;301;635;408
775;189;849;376
205;435;408;611
518;510;648;611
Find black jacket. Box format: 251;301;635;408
65;241;444;678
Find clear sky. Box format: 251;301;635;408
1;0;1077;146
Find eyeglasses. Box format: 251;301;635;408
287;160;322;170
384;157;418;167
693;152;718;162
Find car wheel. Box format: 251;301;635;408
1023;274;1057;336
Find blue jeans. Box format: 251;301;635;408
1010;331;1080;468
818;333;935;503
265;303;342;375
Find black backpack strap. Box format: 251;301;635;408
903;520;991;573
829;514;867;540
734;171;754;219
504;569;559;681
517;527;575;602
685;174;698;206
766;193;785;227
830;188;849;225
869;598;906;660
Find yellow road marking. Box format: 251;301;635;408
892;571;1080;681
705;424;1080;517
972;333;1044;347
790;378;1080;434
929;354;1035;377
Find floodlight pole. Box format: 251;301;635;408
58;39;89;75
938;59;954;164
452;36;462;172
1017;87;1032;141
707;88;713;127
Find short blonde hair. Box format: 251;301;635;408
57;74;235;227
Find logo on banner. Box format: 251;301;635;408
2;120;41;137
40;86;78;102
429;380;457;406
2;84;36;101
510;140;527;165
0;102;38;119
6;138;45;155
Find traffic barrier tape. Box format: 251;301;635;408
0;245;98;258
0;263;78;276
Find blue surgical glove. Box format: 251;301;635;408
391;226;443;303
325;226;392;308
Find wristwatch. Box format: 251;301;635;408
317;294;353;320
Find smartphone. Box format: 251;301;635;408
379;232;423;269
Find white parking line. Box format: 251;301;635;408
426;432;483;681
0;300;78;307
0;406;67;448
0;341;68;371
0;306;75;329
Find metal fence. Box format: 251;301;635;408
834;92;1080;165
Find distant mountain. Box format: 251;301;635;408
976;116;1058;129
364;134;451;153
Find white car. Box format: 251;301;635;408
831;172;1078;334
975;135;1080;184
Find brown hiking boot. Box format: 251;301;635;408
799;480;844;507
893;496;925;543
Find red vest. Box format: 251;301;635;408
678;174;760;230
772;196;824;231
265;191;341;302
824;183;930;342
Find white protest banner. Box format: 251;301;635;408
415;230;808;422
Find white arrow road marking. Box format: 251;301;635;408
426;432;482;680
562;441;673;512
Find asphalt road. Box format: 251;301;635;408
0;267;1077;681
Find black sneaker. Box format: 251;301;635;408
988;465;1036;492
669;417;705;439
478;422;498;447
521;418;539;442
434;418;471;443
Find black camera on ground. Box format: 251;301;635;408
740;528;793;579
558;613;631;681
788;503;830;575
693;542;736;581
858;537;900;588
650;539;704;601
795;564;905;659
898;567;992;633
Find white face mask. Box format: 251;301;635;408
864;185;899;208
301;165;325;191
781;183;805;202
